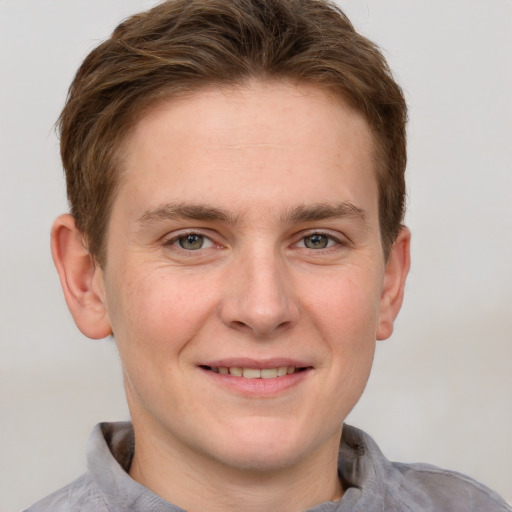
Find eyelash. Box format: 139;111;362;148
164;232;216;251
295;231;345;250
163;230;346;253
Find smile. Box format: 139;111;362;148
202;366;305;379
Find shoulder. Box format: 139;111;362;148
340;425;511;512
23;474;109;512
387;460;511;511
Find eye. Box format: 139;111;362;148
298;233;338;249
171;233;214;250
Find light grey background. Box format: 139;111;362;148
1;1;511;510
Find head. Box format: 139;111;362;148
51;0;410;504
59;0;407;266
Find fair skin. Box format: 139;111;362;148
51;80;410;512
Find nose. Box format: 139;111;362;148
219;248;300;338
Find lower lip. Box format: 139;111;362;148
200;368;311;397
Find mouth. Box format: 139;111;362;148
199;365;310;379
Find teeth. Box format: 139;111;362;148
260;368;277;379
210;366;298;378
243;368;261;379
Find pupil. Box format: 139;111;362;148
305;234;328;249
179;234;203;250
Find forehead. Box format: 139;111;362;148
116;80;378;225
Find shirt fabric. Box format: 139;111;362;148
25;422;510;512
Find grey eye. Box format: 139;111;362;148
178;234;206;250
302;234;330;249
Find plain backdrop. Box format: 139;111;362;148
1;1;511;510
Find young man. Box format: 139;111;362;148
27;0;510;511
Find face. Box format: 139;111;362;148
95;81;406;473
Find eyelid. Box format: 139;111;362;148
163;229;221;250
294;229;349;248
161;228;349;251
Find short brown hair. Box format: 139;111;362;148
59;0;407;264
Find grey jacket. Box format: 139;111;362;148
25;422;510;512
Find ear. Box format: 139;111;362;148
376;226;411;341
51;214;112;339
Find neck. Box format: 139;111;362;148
128;421;344;512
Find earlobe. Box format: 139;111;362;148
376;226;411;341
51;214;112;339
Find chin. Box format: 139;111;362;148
213;444;304;473
204;418;335;473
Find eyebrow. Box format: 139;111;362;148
136;201;367;228
281;202;368;225
136;203;238;227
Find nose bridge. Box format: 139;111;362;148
220;242;299;337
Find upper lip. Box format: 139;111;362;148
199;358;312;369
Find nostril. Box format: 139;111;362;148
219;288;300;336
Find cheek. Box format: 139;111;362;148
105;265;219;361
104;267;221;412
313;272;381;407
305;269;383;347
